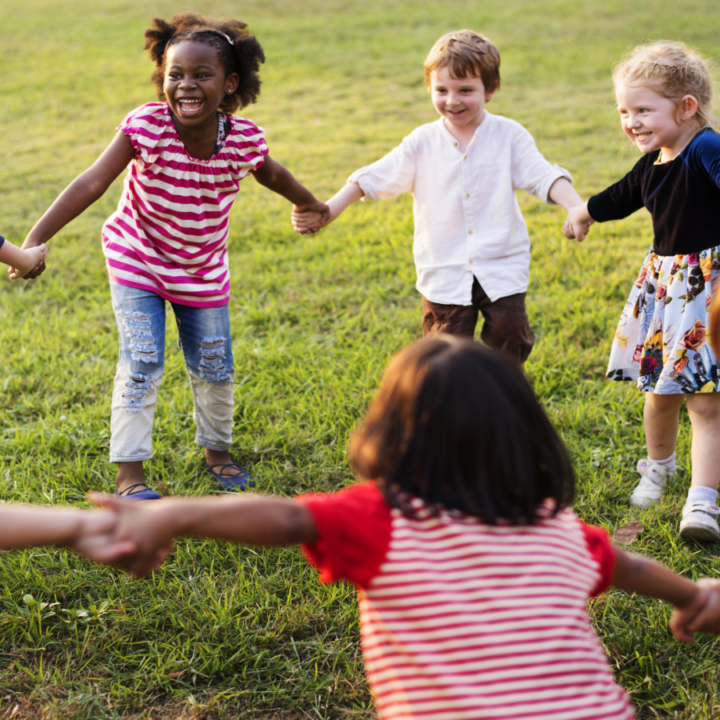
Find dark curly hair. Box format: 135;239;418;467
348;337;576;525
144;12;265;114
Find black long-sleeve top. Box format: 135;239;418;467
587;127;720;256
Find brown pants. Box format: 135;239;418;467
422;278;535;363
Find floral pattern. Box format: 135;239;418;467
607;247;720;394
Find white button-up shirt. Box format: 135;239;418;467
348;112;571;304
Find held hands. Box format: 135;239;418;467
291;201;331;235
7;242;48;280
670;579;720;642
564;204;594;242
89;493;174;577
68;509;137;565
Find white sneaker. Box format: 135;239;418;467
629;459;670;508
679;500;720;542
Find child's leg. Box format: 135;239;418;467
630;392;683;507
685;393;720;490
171;303;246;488
679;393;720;541
644;392;684;460
421;297;477;338
475;281;534;365
109;283;166;495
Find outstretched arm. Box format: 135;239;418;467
253;156;329;223
10;131;135;279
0;239;47;278
0;505;134;564
92;492;319;577
611;547;720;642
292;182;365;234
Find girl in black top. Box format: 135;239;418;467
565;41;720;543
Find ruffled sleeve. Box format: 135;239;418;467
225;117;269;179
116;103;170;168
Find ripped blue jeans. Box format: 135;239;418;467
109;282;234;463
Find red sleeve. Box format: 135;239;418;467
581;522;616;597
296;481;391;589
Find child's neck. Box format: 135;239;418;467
442;112;485;153
660;122;701;162
171;110;221;161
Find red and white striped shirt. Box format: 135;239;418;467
102;103;268;307
299;482;634;720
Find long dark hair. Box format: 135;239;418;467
348;336;575;525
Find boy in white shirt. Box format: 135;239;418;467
292;29;584;364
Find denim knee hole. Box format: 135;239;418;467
198;336;232;384
121;372;152;415
118;310;159;363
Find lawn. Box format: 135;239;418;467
1;0;720;717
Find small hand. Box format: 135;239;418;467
8;242;48;280
673;579;720;640
69;510;137;565
564;207;593;242
292;202;330;235
89;492;174;577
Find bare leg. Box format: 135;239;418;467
644;392;685;460
205;448;243;477
116;461;147;493
685;394;720;489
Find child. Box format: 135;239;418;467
10;13;328;500
0;235;46;278
0;503;133;563
565;42;720;541
95;337;720;720
291;29;584;365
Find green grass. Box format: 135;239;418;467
1;0;720;717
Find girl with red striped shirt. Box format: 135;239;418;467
98;336;720;720
12;13;328;500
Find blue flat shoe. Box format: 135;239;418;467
206;461;254;492
115;483;162;501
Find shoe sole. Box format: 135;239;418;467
629;496;660;508
679;522;720;542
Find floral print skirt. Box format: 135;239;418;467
607;247;720;394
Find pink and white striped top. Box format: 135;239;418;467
102;102;268;307
299;482;635;720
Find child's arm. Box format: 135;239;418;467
564;201;594;242
8;132;135;280
252;157;329;223
611;547;720;642
91;492;318;577
0;238;47;278
292;182;365;235
0;504;135;564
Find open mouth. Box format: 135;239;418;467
176;98;205;116
634;131;652;142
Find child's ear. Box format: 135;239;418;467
485;80;499;103
678;94;699;121
225;72;240;95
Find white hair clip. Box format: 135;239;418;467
220;32;234;46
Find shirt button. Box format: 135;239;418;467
469;260;473;265
464;194;469;199
463;156;467;161
468;229;473;234
453;142;458;147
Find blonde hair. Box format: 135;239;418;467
424;30;500;92
613;41;716;127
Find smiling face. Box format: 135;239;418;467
616;83;699;160
163;40;239;128
430;66;495;133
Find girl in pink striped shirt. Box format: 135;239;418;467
98;336;720;720
13;13;328;500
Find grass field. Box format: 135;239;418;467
1;0;720;717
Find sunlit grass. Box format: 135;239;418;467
1;0;720;717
